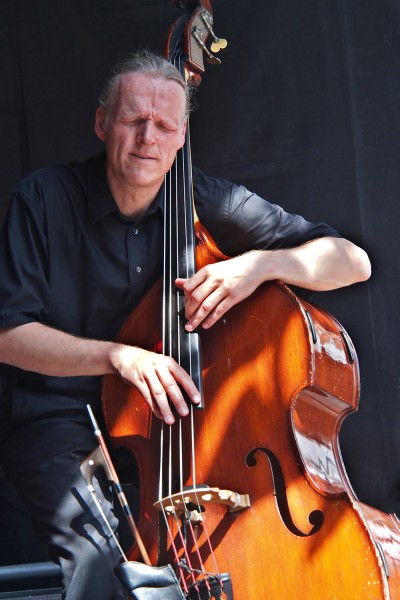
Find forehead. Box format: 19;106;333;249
112;72;186;121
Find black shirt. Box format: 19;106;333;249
0;153;340;424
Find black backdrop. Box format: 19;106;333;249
1;0;400;564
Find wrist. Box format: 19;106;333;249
249;249;279;285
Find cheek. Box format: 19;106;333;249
171;131;186;155
108;125;131;146
109;135;131;158
167;147;180;167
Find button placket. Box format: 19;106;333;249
127;225;144;282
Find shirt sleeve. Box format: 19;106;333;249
0;185;50;329
193;168;341;256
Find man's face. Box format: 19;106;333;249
95;72;187;200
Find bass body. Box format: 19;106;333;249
103;225;400;599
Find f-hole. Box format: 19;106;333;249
246;447;324;537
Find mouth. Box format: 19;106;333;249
130;153;155;161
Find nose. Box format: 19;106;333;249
136;120;155;145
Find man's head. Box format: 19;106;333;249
98;50;192;122
94;51;190;213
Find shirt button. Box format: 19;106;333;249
136;266;142;273
132;228;139;235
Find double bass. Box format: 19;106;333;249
102;1;400;597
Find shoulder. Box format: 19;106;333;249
192;167;249;225
10;155;105;222
192;167;278;254
16;160;87;202
192;167;235;194
192;167;246;209
192;166;272;217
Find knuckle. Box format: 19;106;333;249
164;355;178;370
201;298;216;313
164;378;178;392
190;290;203;304
152;388;167;400
213;303;226;317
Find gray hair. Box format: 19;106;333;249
98;50;193;118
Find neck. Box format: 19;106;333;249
107;173;163;221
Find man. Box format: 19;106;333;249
0;51;371;599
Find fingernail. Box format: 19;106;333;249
165;415;175;425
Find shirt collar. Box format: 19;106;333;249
86;152;164;224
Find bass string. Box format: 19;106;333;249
179;127;224;596
176;53;223;584
175;111;215;588
158;47;222;589
158;110;200;593
159;165;191;594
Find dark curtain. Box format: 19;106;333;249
1;0;400;563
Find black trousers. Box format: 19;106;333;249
0;415;128;600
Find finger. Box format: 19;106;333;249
130;376;164;420
184;287;226;330
123;357;177;423
176;273;217;312
151;362;201;424
169;362;202;406
176;271;206;294
199;297;233;329
145;371;182;425
175;277;187;291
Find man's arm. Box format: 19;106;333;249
176;236;371;331
0;322;200;424
0;237;369;423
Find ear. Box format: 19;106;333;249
94;106;107;141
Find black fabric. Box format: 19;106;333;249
193;167;339;256
0;417;127;600
0;152;339;425
115;562;185;600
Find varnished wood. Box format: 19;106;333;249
103;231;400;599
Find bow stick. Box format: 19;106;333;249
81;406;188;599
80;404;152;566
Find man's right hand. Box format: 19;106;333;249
110;345;201;424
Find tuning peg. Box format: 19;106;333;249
201;11;228;53
210;38;228;53
192;26;221;65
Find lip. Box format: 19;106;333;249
130;152;156;160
